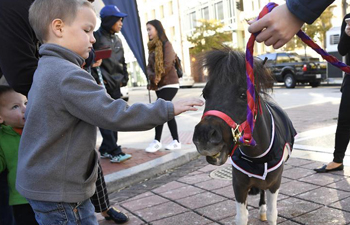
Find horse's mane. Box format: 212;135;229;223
199;46;274;94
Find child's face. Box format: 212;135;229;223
111;18;123;33
0;91;27;128
60;6;96;59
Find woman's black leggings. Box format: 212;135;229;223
334;75;350;163
155;88;179;142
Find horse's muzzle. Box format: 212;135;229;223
193;119;230;165
193;122;222;153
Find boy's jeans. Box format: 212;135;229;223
27;198;98;225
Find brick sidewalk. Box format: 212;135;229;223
97;157;350;225
99;148;170;175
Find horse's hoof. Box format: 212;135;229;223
260;213;267;221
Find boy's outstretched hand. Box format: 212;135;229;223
173;98;204;116
248;4;304;49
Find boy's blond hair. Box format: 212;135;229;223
29;0;94;43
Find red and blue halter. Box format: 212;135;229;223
202;2;350;156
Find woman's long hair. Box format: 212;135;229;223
146;19;169;44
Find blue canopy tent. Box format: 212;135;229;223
102;0;150;101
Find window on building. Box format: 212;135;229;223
214;1;224;22
170;26;175;43
330;34;340;45
228;0;235;23
189;11;196;30
160;5;164;18
168;1;173;15
151;9;156;20
201;7;209;20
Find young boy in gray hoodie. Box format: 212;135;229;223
16;0;203;224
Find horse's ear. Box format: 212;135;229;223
196;51;207;71
253;57;275;93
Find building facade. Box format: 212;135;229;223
93;0;348;86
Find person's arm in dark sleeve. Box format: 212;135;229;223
286;0;335;24
0;0;38;96
84;49;95;69
121;54;129;86
338;14;350;56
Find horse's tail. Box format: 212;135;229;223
248;187;260;195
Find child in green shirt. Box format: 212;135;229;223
0;85;37;225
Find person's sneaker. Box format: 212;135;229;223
100;152;112;159
110;153;132;163
105;207;129;224
165;140;181;150
145;140;162;153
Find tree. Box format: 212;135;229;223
316;5;335;49
187;19;232;56
283;23;318;53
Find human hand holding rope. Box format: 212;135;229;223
248;4;303;49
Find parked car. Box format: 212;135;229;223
120;86;129;101
179;75;194;88
257;52;326;88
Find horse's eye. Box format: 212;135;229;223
240;92;246;99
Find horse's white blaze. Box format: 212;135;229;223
259;204;267;221
235;201;248;225
266;189;279;225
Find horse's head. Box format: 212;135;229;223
193;47;273;165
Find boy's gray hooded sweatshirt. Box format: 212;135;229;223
16;44;174;203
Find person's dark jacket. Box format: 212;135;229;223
0;0;38;96
338;14;350;66
287;0;335;24
92;26;129;99
147;41;178;90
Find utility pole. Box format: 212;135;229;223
176;0;185;75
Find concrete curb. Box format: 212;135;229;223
105;147;200;193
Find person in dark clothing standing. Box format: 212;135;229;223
0;0;37;96
314;14;350;173
92;5;132;163
0;0;129;224
0;1;37;224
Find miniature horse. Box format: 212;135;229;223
193;47;296;225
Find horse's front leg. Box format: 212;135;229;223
266;189;279;225
233;186;249;225
259;190;267;221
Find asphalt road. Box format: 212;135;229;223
118;85;342;145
